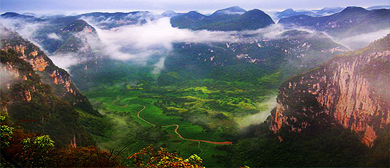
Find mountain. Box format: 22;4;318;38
276;7;344;20
276;8;319;19
37;18;98;55
161;10;178;17
0;12;43;21
79;11;154;29
159;30;347;85
0;27;99;147
270;34;390;147
312;7;344;15
278;7;390;38
212;6;247;15
171;8;274;31
0;12;100;57
366;5;390;10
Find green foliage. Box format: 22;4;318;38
185;154;203;165
0;113;14;149
128;145;204;168
21;135;55;150
20;135;55;167
0;125;14;149
0;113;120;167
257;71;281;88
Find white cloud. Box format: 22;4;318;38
0;18;48;52
152;57;166;74
47;33;61;40
336;29;390;50
83;17;240;62
235;95;277;129
0;18;45;43
80;17;333;66
49;53;83;71
0;65;15;88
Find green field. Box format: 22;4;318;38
80;77;276;167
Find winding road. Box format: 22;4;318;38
136;106;233;145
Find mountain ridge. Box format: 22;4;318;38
170;8;275;31
278;7;390;38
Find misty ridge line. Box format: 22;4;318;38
1;8;389;71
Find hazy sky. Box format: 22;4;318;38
1;0;389;14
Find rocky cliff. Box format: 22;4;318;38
269;34;390;147
0;27;101;147
0;26;99;116
0;48;95;147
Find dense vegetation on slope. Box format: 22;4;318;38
160;32;346;85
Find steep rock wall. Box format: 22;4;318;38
0;27;99;116
270;35;390;147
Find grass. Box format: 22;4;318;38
82;78;275;167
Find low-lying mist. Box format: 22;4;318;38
336;29;390;50
83;17;238;62
235;95;277;129
0;65;15;88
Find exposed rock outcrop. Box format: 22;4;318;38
270;34;390;147
0;26;99;116
0;28;97;147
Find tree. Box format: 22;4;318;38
128;145;204;168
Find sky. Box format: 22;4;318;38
1;0;389;14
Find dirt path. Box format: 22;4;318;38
136;106;155;126
136;106;233;145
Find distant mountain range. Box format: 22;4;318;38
275;6;389;19
1;5;389;63
366;5;390;10
276;7;344;19
279;7;390;38
2;5;389;59
2;5;390;34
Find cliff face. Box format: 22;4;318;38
0;27;100;147
0;48;95;147
0;27;99;116
270;34;390;147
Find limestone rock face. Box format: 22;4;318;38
270;35;390;147
1;27;99;115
